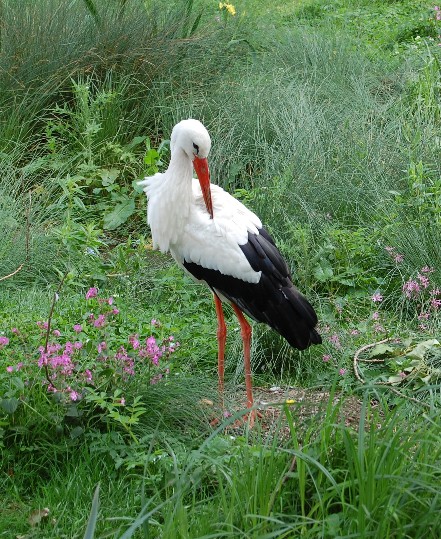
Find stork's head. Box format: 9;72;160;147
171;119;213;218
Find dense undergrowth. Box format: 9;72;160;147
1;0;441;537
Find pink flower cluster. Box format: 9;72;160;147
3;288;180;402
128;332;179;383
402;267;436;299
385;246;404;264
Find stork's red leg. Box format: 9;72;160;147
231;304;255;425
213;294;227;406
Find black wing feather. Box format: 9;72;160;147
183;226;321;350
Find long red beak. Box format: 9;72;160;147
193;156;213;219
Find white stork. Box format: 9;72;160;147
139;119;321;425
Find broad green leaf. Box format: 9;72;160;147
103;198;135;230
0;398;19;414
100;168;120;186
313;262;334;282
368;343;395;358
406;339;440;360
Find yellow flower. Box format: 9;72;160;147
285;399;296;405
219;2;236;16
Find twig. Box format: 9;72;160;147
42;272;69;389
0;264;24;282
353;338;392;384
0;192;32;282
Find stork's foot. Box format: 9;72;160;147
233;408;263;429
208;408;262;429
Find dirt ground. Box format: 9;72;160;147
203;385;367;436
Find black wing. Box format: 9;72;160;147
183;227;321;350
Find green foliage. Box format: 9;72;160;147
2;0;441;537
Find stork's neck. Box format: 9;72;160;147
147;149;195;253
166;150;194;210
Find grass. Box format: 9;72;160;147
1;0;441;537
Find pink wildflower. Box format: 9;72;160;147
371;292;383;303
107;297;114;305
112;308;120;315
399;371;407;378
73;324;83;333
403;280;420;298
93;314;106;328
11;328;19;334
83;370;93;383
53;329;61;337
418;312;430;320
0;336;9;347
69;390;80;401
417;273;430;289
372;311;380;321
420;266;435;274
37;321;49;330
339;368;346;376
322;354;332;362
129;334;140;349
329;333;342;349
85;287;98;300
374;324;385;333
350;329;359;335
6;366;13;373
394;254;404;263
74;341;83;349
431;298;441;310
97;341;107;353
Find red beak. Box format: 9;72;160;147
193;156;213;219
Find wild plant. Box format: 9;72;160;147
0;288;178;445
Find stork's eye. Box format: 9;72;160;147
193;142;199;155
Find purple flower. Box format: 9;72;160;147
97;341;107;353
371;292;383;303
53;329;61;337
431;298;441;310
417;273;430;289
322;354;332;362
69;390;80;401
372;311;380;321
73;324;83;333
0;336;10;347
74;341;83;349
339;368;346;376
403;280;420;298
86;287;98;300
37;321;49;330
329;333;342;349
350;329;359;335
93;314;106;328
